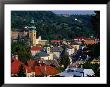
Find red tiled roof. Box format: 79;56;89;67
34;66;42;76
74;37;95;40
31;46;42;51
51;40;61;43
35;65;59;76
27;59;35;66
11;56;59;76
11;58;22;74
24;65;34;73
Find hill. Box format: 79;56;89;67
11;11;99;40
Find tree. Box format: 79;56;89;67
86;43;100;58
11;11;96;40
11;42;32;63
91;11;100;38
59;45;70;69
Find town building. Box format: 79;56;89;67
91;59;100;64
30;46;42;56
58;67;95;77
11;55;22;76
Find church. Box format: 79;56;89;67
11;19;48;47
28;29;48;46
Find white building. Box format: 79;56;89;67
58;67;95;77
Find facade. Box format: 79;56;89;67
39;40;48;46
84;39;97;45
67;47;75;56
91;59;100;64
51;46;63;59
35;51;53;60
29;29;48;46
58;67;95;77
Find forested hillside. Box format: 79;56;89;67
11;11;99;40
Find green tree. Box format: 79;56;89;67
91;11;100;38
11;42;32;63
11;11;96;40
87;43;100;58
59;45;70;69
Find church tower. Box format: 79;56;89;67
32;29;36;46
28;19;37;46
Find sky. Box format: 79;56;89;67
52;11;95;15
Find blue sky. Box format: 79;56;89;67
52;11;95;15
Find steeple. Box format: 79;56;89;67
27;19;37;46
30;19;36;30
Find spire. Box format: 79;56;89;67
31;19;35;24
30;19;36;30
24;19;36;30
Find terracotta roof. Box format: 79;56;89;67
27;59;35;66
11;58;22;74
51;40;61;43
34;66;43;76
74;37;96;40
35;65;59;76
24;65;35;73
31;46;42;51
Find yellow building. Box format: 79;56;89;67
91;59;100;64
29;30;37;46
29;29;48;46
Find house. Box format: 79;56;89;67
35;51;53;60
58;67;95;77
34;64;59;76
84;38;97;45
51;40;61;43
70;41;80;51
24;59;36;77
24;65;35;77
29;29;48;46
30;46;42;56
51;46;63;58
58;68;84;77
11;55;22;76
67;47;75;56
83;69;95;77
91;59;100;64
39;40;48;46
71;44;80;51
24;62;59;77
74;37;99;45
74;37;85;44
11;31;28;42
